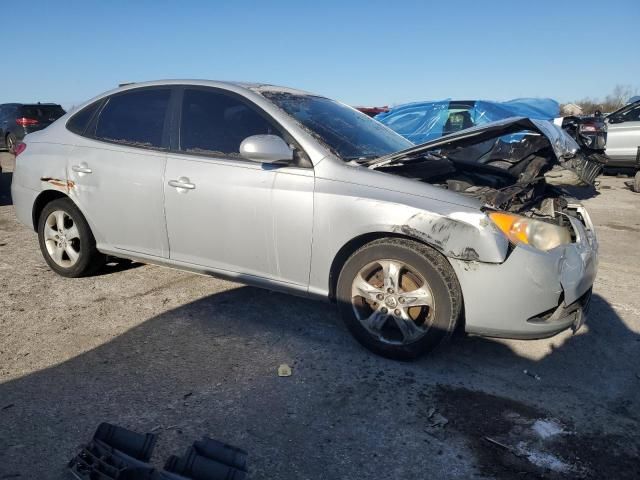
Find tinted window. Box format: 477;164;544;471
95;89;170;148
20;105;65;120
67;101;102;135
180;88;281;157
620;104;640;122
0;105;16;120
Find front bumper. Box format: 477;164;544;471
451;205;598;339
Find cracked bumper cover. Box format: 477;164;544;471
450;207;598;339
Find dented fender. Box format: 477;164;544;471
394;210;508;262
307;162;510;298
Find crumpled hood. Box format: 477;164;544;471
366;117;604;187
368;117;576;167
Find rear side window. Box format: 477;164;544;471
95;88;171;149
180;88;281;157
0;105;17;120
67;101;102;135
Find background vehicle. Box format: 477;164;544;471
373;99;608;185
11;81;597;360
604;99;640;192
605;99;640;168
0;103;65;153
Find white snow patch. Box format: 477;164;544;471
525;449;573;472
532;419;565;439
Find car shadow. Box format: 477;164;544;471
93;257;144;276
1;286;638;479
560;182;600;200
0;170;12;206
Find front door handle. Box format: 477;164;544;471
72;163;92;174
168;177;196;190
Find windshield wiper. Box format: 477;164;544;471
364;150;447;168
344;154;380;163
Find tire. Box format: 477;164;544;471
6;133;17;154
634;171;640;193
37;197;106;277
336;238;462;360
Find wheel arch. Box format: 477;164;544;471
32;189;70;230
328;231;452;302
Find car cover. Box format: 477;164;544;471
375;98;559;144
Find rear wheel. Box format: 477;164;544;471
337;238;462;360
633;171;640;193
6;133;16;154
37;198;106;277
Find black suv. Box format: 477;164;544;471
0;103;65;153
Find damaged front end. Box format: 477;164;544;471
367;117;605;220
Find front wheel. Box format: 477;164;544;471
38;198;106;277
337;238;462;360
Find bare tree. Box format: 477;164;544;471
569;85;639;114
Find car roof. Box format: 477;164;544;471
111;79;315;96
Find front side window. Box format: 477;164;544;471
180;88;281;157
95;88;170;149
620;104;640;122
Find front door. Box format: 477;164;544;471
163;87;314;287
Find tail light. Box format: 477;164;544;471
16;117;39;127
14;142;27;156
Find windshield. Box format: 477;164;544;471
260;91;412;161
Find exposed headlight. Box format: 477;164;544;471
488;212;572;251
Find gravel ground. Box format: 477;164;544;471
1;152;639;479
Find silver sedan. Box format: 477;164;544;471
11;80;597;359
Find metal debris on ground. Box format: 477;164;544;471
523;369;541;381
277;364;292;377
429;412;449;428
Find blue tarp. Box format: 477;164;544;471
375;98;560;144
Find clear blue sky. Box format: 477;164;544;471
1;0;638;108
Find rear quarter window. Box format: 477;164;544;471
66;101;103;136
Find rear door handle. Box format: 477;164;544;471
168;177;196;190
72;163;92;174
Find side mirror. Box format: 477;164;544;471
239;134;293;164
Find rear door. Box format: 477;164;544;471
68;87;173;257
606;103;640;165
163;87;314;287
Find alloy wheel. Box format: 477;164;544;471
44;210;81;268
351;259;435;345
